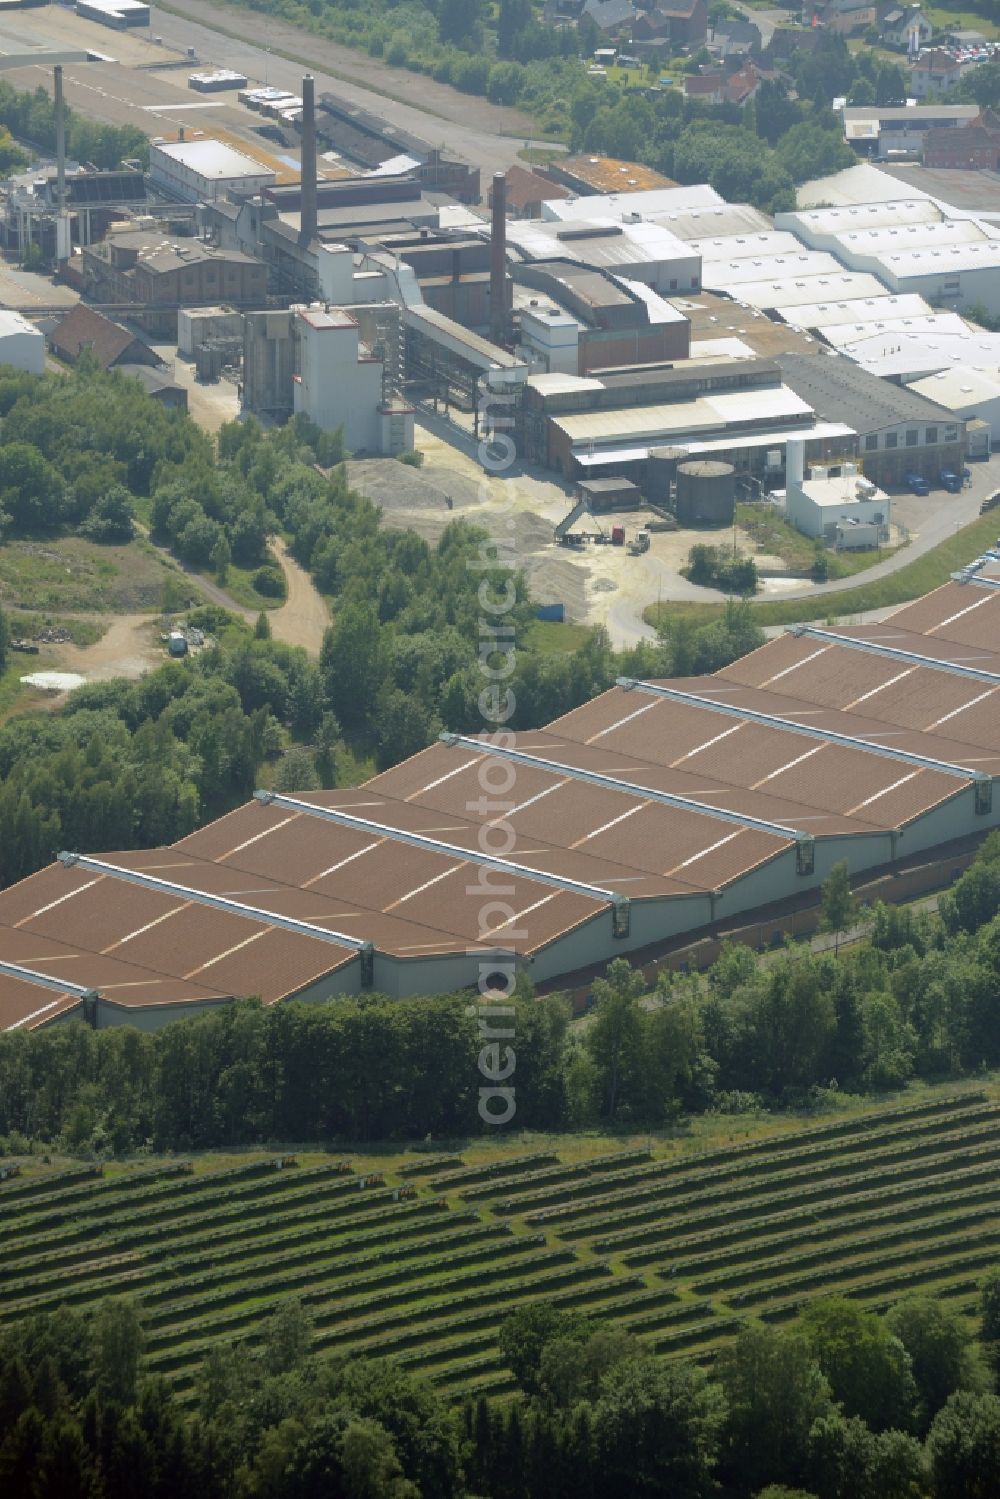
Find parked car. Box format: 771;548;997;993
906;472;929;495
940;469;961;493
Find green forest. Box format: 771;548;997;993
1;836;998;1157
2;1277;1000;1498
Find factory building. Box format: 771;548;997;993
82;228;268;336
783;448;891;545
513;261;690;375
0;167;146;261
149;139;276;205
316;93;480;204
1;572;997;1032
910;367;1000;443
48;304;163;372
517;358;853;480
505;217;702;297
539;183;727;223
776;353;964;487
777;199;1000;316
292;303;414;455
836;329;1000;384
0;310;44;375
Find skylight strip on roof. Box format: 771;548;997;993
0;958;96;1002
794;625;1000;686
57;853;372;954
619;681;987;783
438;733;804;842
254;792;625;909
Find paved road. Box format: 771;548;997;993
151;0;548;176
729;2;789;47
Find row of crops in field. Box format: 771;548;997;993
3;1088;998;1398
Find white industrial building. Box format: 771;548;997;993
148;140;276;204
505;217;702;297
778;200;946;247
684;230;804;264
0;573;997;1031
697;251;844;290
818;312;970;351
783;447;891;545
778;294;935;331
723;271;887;312
910;367;1000;441
76;0;150;26
840;329;1000;382
0;311;45;375
539;184;726;223
775;200;1000;316
868;243;1000;318
293;304;414;455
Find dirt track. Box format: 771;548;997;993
51;615;163;682
267;539;330;654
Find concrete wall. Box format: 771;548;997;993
0;320;45;375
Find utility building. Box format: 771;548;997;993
292;303;414;455
0;572;997;1031
149;140;276;205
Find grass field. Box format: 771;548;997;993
5;1086;999;1401
0;536;185;614
646;506;1000;630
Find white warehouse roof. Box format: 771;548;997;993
878;242;1000;275
649;204;773;240
685;231;803;262
540;183;724;222
778;294;934;329
778;199;943;235
847;329;1000;379
819;312;970;349
153;139;274;182
0;310;40;337
724;272;887;310
910;366;1000;410
701;252;842;288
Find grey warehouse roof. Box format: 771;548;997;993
775;352;959;435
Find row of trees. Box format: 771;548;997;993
3;1279;1000;1498
3;839;999;1155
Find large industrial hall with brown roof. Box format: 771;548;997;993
1;570;998;1034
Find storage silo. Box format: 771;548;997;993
645;446;685;508
675;460;736;525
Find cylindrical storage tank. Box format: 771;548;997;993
645;446;685;507
675;460;735;526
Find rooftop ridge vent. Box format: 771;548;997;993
617;681;989;785
0;959;97;1004
57;853;373;955
794;625;1000;688
254;792;628;912
438;733;807;845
